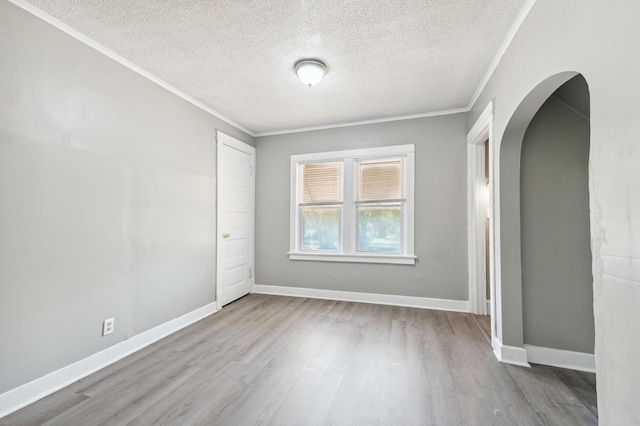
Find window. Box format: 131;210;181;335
289;145;415;264
300;162;342;251
356;158;403;253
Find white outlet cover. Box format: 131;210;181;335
103;317;115;336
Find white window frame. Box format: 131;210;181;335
289;144;416;265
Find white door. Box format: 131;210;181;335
216;132;255;308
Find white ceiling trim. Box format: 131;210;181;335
466;0;538;110
7;0;256;137
254;108;469;137
11;0;537;137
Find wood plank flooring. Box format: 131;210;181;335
1;294;597;425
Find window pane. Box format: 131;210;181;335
301;162;343;203
301;207;340;250
359;159;402;201
357;205;402;252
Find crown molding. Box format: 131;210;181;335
467;0;538;110
254;107;469;137
8;0;256;137
10;0;538;139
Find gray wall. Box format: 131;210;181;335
255;114;468;300
469;0;640;421
0;2;253;393
520;96;593;353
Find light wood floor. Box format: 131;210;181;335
2;294;597;425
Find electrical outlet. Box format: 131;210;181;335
103;317;114;336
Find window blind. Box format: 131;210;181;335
359;159;403;201
301;162;343;203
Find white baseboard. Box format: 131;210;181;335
524;345;595;373
493;339;531;367
0;302;218;418
252;284;470;313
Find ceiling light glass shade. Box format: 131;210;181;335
295;60;327;87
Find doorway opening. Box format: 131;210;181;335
467;101;496;348
520;75;594;364
496;72;595;376
484;140;490;317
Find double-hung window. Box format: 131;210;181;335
299;161;343;251
289;144;415;264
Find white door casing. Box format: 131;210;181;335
467;101;500;350
216;131;255;308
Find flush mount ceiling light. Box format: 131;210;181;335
294;59;327;87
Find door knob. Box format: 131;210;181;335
223;233;231;239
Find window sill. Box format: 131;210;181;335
287;252;416;265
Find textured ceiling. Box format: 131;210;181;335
26;0;528;134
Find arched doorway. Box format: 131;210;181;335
497;72;594;372
520;75;593;361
